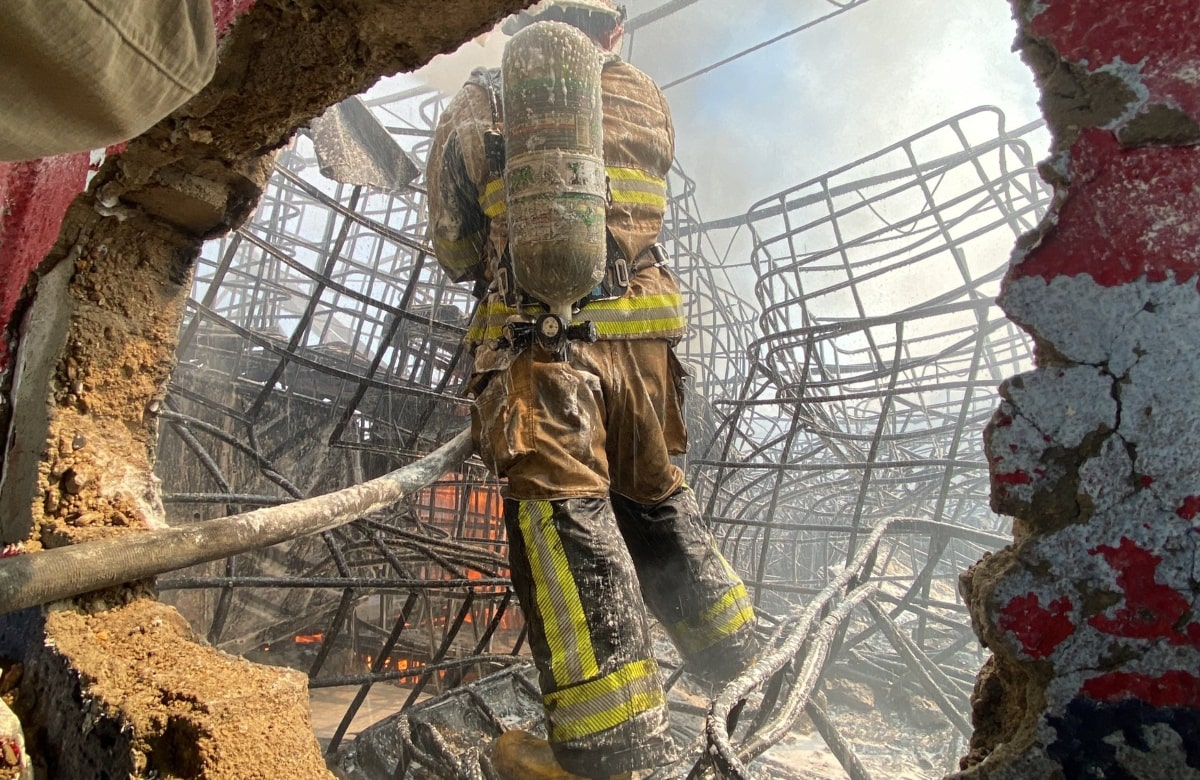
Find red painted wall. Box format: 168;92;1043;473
211;0;256;33
0;0;256;371
0;155;89;368
974;0;1200;775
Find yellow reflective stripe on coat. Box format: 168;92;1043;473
433;230;485;279
482;168;663;214
606;166;667;210
465;292;685;343
672;579;755;656
544;658;666;743
518;501;600;686
582;293;685;336
478;177;506;219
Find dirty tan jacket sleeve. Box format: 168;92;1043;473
0;0;216;161
427;79;495;285
600;60;675;265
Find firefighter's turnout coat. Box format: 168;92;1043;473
428;53;758;777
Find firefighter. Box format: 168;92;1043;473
427;1;759;776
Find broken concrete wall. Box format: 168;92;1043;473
0;1;256;374
957;1;1200;777
4;0;1192;776
0;1;527;775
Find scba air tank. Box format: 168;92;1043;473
502;21;607;321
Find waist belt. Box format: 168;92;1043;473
467;287;686;344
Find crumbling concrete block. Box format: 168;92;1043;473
0;1;531;776
957;1;1200;777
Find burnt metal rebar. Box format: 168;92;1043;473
139;52;1050;778
0;431;472;615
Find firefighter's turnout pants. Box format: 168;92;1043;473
472;338;759;777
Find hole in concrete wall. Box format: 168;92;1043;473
147;714;205;778
149;0;1049;776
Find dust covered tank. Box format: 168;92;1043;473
501;21;607;320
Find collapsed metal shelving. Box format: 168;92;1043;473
152;42;1050;780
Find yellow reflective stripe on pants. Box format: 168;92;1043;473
672;579;755;656
545;658;666;743
519;501;600;686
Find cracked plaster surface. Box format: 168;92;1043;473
1001;274;1200;508
962;2;1200;776
967;273;1200;776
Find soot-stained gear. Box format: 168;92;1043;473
427;56;683;348
503;497;675;776
427;27;759;777
473;339;758;775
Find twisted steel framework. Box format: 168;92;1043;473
148;42;1050;780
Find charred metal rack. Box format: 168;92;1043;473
153;60;1049;779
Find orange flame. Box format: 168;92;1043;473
293;633;325;644
363;654;426;677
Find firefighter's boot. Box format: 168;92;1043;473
490;730;632;780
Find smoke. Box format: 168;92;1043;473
391;0;1044;231
618;0;1044;223
408;26;511;96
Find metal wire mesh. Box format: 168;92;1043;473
692;106;1047;613
153;79;1050;777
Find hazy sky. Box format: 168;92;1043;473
624;0;1046;220
393;0;1047;225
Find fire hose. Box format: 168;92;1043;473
0;429;473;616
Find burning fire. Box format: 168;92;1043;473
363;654;430;681
293;633;325;645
